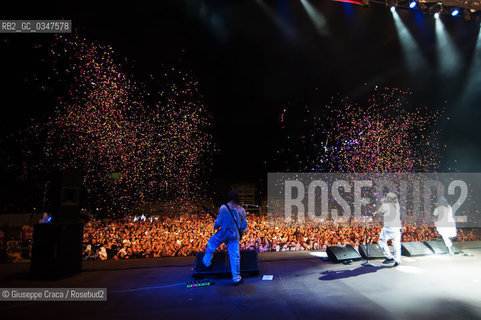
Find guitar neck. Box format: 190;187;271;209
202;206;217;219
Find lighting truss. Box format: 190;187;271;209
353;0;480;18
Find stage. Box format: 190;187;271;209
1;242;481;320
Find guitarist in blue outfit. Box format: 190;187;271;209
203;190;248;285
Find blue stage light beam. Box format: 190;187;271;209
300;0;330;37
255;0;296;40
435;13;461;77
391;8;427;74
184;1;229;42
460;23;481;105
469;24;481;82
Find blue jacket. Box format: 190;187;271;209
213;204;248;242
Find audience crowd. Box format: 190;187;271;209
1;213;479;263
80;213;479;261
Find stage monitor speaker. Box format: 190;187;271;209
401;242;433;257
424;240;451;254
193;251;229;276
326;245;362;263
193;250;259;279
30;222;84;280
240;249;259;273
358;244;385;259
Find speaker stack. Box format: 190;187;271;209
30;222;84;280
31;171;85;280
50;171;83;223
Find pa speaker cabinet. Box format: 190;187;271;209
193;251;229;278
193;250;259;279
240;249;259;274
401;242;433;257
424;240;449;254
358;244;385;259
49;170;83;223
30;223;84;280
326;245;362;263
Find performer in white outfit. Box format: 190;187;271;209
433;196;457;255
374;192;402;267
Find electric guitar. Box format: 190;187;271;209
202;206;217;219
202;205;244;240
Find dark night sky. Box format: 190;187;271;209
2;0;481;187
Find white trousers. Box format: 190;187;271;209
439;232;454;248
437;227;456;248
378;227;402;263
203;235;241;283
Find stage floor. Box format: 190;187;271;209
1;242;481;320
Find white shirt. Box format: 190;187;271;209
377;202;401;228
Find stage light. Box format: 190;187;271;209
451;9;459;16
385;0;397;7
390;6;396;12
429;2;442;18
301;0;330;37
409;1;417;9
391;6;427;74
435;11;461;77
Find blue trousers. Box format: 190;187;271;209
203;235;241;283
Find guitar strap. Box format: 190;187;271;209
225;203;242;239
